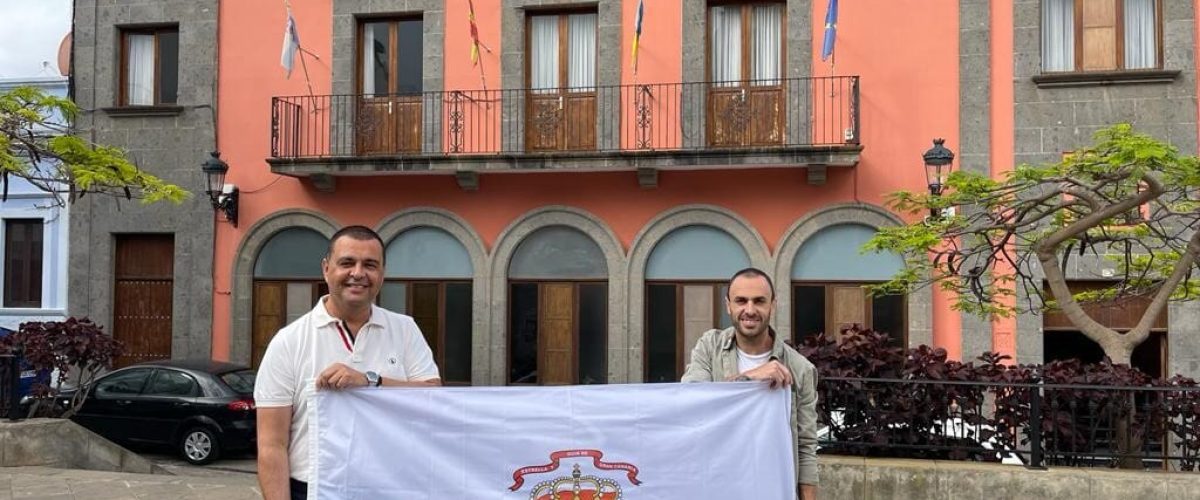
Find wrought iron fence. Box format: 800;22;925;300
271;76;860;159
818;377;1200;471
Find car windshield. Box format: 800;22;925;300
219;369;255;395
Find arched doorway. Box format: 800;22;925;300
508;226;607;385
644;225;749;382
791;223;906;346
251;228;330;367
380;227;474;385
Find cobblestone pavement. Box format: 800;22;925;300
0;466;261;499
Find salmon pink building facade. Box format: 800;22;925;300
70;0;1200;382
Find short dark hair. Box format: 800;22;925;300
327;225;386;262
728;267;775;300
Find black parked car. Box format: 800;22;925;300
70;360;257;465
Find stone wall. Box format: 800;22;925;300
820;455;1195;499
1009;1;1200;377
69;0;218;360
0;419;163;474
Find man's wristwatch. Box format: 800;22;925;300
365;371;382;387
734;375;752;382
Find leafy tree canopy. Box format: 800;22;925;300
0;85;188;204
865;124;1200;362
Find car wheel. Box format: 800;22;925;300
180;426;221;465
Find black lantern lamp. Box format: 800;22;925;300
922;138;955;219
201;151;238;227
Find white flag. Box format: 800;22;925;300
311;383;796;499
280;10;300;78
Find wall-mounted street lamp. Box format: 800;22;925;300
201;151;238;227
922;138;955;220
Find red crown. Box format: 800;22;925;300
529;464;622;500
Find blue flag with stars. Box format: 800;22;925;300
821;0;838;62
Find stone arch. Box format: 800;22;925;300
625;205;769;382
773;203;932;348
376;208;490;384
488;206;626;385
230;209;340;365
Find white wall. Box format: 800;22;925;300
0;76;70;331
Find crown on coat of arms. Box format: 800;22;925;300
528;464;622;500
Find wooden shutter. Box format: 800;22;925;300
1080;0;1119;70
829;285;867;341
410;282;441;363
681;285;715;376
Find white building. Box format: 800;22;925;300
0;76;70;332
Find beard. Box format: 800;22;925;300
734;312;770;337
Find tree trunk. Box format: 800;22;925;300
1101;344;1144;469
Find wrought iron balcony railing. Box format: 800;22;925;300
271;76;859;160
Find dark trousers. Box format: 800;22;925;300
290;478;308;500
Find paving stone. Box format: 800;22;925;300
0;468;260;500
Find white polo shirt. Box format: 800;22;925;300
254;297;440;482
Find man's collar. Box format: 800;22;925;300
311;295;385;328
720;326;781;353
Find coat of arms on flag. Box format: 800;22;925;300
509;449;640;500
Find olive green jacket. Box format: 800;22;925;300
681;327;819;486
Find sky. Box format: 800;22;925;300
0;0;72;78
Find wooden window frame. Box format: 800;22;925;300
1043;0;1164;74
704;0;787;84
118;26;178;106
3;218;44;309
643;281;727;381
791;281;908;346
356;16;423;96
383;278;473;386
523;8;598;91
505;279;608;386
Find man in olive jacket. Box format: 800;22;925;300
682;267;818;500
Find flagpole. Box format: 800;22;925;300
282;0;319;110
298;45;319;111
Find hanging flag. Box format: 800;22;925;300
631;0;644;74
469;0;482;65
280;9;301;78
821;0;838;62
311;383;795;499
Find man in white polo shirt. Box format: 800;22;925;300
254;225;441;500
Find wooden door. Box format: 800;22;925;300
705;3;785;148
538;283;575;385
357;95;422;155
113;235;174;368
356;18;423;155
526;92;564;151
252;282;285;369
525;12;596;152
707;86;784;147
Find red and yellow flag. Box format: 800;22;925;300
469;0;481;65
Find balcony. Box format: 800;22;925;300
267;76;862;189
